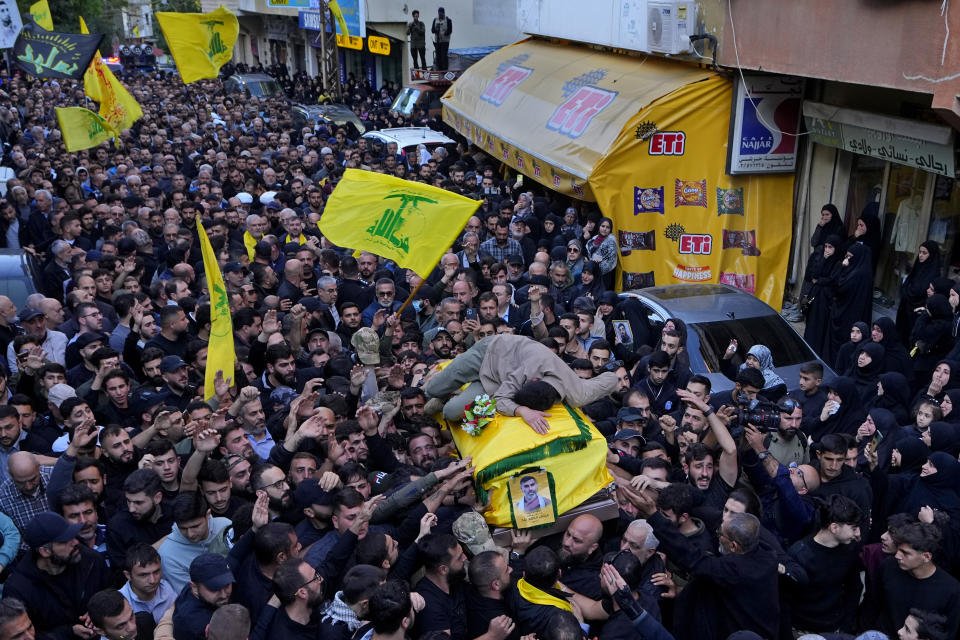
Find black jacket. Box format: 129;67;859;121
4;545;111;638
647;511;780;640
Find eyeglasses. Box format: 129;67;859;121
789;462;808;491
568;248;580;253
263;478;289;491
298;569;323;590
82;312;102;319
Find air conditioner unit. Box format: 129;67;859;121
647;0;698;55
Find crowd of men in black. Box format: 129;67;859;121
0;56;953;640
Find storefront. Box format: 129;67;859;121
442;38;796;305
794;98;957;306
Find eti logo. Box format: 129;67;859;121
648;131;686;155
481;66;533;106
678;234;712;255
547;86;617;139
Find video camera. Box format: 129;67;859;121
732;394;797;433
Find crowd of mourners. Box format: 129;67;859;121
0;58;954;640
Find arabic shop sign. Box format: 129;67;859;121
803;101;955;177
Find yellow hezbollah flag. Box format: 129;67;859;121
328;0;349;37
196;214;235;401
319;169;481;278
156;6;238;84
80;17;142;132
133;25;140;38
29;0;53;30
55;107;116;152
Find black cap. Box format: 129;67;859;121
616;407;646;424
189;553;235;590
529;275;551;288
18;306;44;322
505;254;523;266
223;262;244;274
613;427;645;443
160;355;188;372
76;331;107;349
24;512;83;548
295;478;335;508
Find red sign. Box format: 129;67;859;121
678;234;712;255
649;131;686;155
481;66;533;106
546;86;617;139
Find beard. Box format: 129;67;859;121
268;490;291;513
558;549;589;567
448;565;467;584
50;547;81;566
131;503;157;522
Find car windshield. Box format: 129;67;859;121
391;88;421;115
249;80;284;97
691;316;817;374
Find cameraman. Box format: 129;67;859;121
749;395;808;466
742;423;818;546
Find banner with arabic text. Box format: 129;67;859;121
12;22;102;79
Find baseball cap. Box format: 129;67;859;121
18;306;44;322
266;200;283;211
295;477;335;509
189;553;235;591
160;355;188;372
432;328;452;340
223;262;244;274
300;297;322;312
85;250;103;262
48;383;77;409
452;511;502;557
76;331;107;349
613;427;645;444
505;254;523;266
528;275;551;288
616;407;646;424
351;327;381;366
24;512;83;549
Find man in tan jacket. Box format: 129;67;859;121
424;334;618;434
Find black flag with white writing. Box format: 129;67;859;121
12;20;103;80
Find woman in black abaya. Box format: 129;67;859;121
897;242;941;346
810;203;846;249
803;235;843;360
909;294;955;391
830;242;875;362
871;316;913;381
847;211;883;274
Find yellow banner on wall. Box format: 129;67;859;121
590;76;794;305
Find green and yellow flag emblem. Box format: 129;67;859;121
156;5;238;84
29;0;53;30
55;107;116;152
196;215;235;401
319;169;481;278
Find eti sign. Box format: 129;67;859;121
648;131;686;155
678;234;712;254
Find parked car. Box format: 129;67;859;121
391;83;447;118
0;250;41;311
361;127;455;159
223;73;285;99
621;284;834;396
290;103;366;138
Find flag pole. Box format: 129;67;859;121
395;275;427;316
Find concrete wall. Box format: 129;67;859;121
715;0;960;127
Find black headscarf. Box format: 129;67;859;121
853;342;885;405
815;376;866;438
868;372;912;425
831;244;874;358
872;316;912;379
811;204;846;248
896;451;960;520
928;422;960;457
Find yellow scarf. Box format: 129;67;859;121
283;233;307;245
516;578;573;613
243;231;259;261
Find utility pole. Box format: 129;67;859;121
319;0;342;100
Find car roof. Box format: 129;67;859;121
362;127;454;147
228;73;277;83
623;284;777;323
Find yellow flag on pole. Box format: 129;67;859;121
156;6;238;84
319;169;481;278
133;25;140;38
327;0;349;37
80;16;142;132
55;107;116;152
196;215;235;401
29;0;53;30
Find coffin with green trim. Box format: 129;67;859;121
446;402;614;528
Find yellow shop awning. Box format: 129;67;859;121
441;38;714;201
